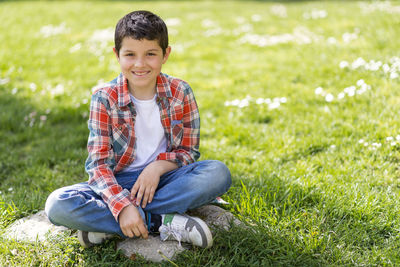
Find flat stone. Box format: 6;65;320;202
117;205;241;262
116;235;189;262
3;210;69;242
187;204;243;231
2;205;240;263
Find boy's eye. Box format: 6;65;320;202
147;53;156;56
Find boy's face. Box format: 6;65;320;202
114;37;171;93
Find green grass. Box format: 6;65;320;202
1;0;400;265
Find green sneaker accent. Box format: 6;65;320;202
163;214;174;226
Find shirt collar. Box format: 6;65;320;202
117;73;172;108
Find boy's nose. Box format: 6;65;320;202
134;57;145;67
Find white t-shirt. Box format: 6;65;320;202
121;94;167;172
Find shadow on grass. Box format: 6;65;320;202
0;86;88;215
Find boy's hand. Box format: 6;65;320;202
131;164;160;209
119;205;148;238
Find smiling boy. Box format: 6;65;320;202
45;10;231;248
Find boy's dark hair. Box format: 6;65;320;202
115;10;169;55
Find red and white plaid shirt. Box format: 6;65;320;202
85;73;200;221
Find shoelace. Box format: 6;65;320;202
159;224;190;247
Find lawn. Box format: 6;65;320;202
1;0;400;266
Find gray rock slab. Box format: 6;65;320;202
117;205;241;262
2;210;69;242
2;205;240;263
187;204;243;231
116;235;190;262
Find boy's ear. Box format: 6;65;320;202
113;47;120;60
162;46;171;64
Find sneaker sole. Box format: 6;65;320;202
77;231;92;248
186;216;213;248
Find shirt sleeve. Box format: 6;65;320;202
157;83;200;166
85;91;132;222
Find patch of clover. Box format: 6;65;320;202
359;135;400;151
315;79;371;102
224;95;287;110
340;56;400;80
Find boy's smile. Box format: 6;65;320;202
114;38;171;99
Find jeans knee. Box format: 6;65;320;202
45;188;72;225
206;160;232;193
45;190;59;224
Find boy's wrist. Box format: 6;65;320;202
146;160;178;176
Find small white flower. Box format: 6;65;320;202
352;57;366;69
364;142;369;147
382;64;390;73
338;92;345;99
231;99;240;106
390;72;399;79
396;135;400;141
82;111;88;118
270;4;287;18
391;142;397;146
256;98;264;104
8;187;13;192
356;79;365;86
30;83;37;91
339;61;349;68
280;97;287;103
269;102;280;109
358;139;365;144
39;23;69;38
327;37;337;44
330;145;336;150
40;115;47;121
235;17;246;24
204;27;223;37
325;94;334;102
90;28;114;43
12;88;18;94
357;89;365;95
342;32;358;43
315;87;324;95
0;77;10;85
201;19;217;28
372;142;381;148
165;18;181;27
51;84;64;95
386;136;394;141
238;99;249;108
251;14;262;22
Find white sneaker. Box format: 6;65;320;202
159;214;213;248
77;231;114;248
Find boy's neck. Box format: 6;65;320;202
129;84;157;100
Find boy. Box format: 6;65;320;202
45;10;231;249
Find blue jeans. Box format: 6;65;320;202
45;160;231;237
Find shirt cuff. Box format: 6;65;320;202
108;188;134;221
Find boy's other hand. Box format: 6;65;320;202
119;205;148;238
131;165;160;209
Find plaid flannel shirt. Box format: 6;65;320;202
85;72;200;221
